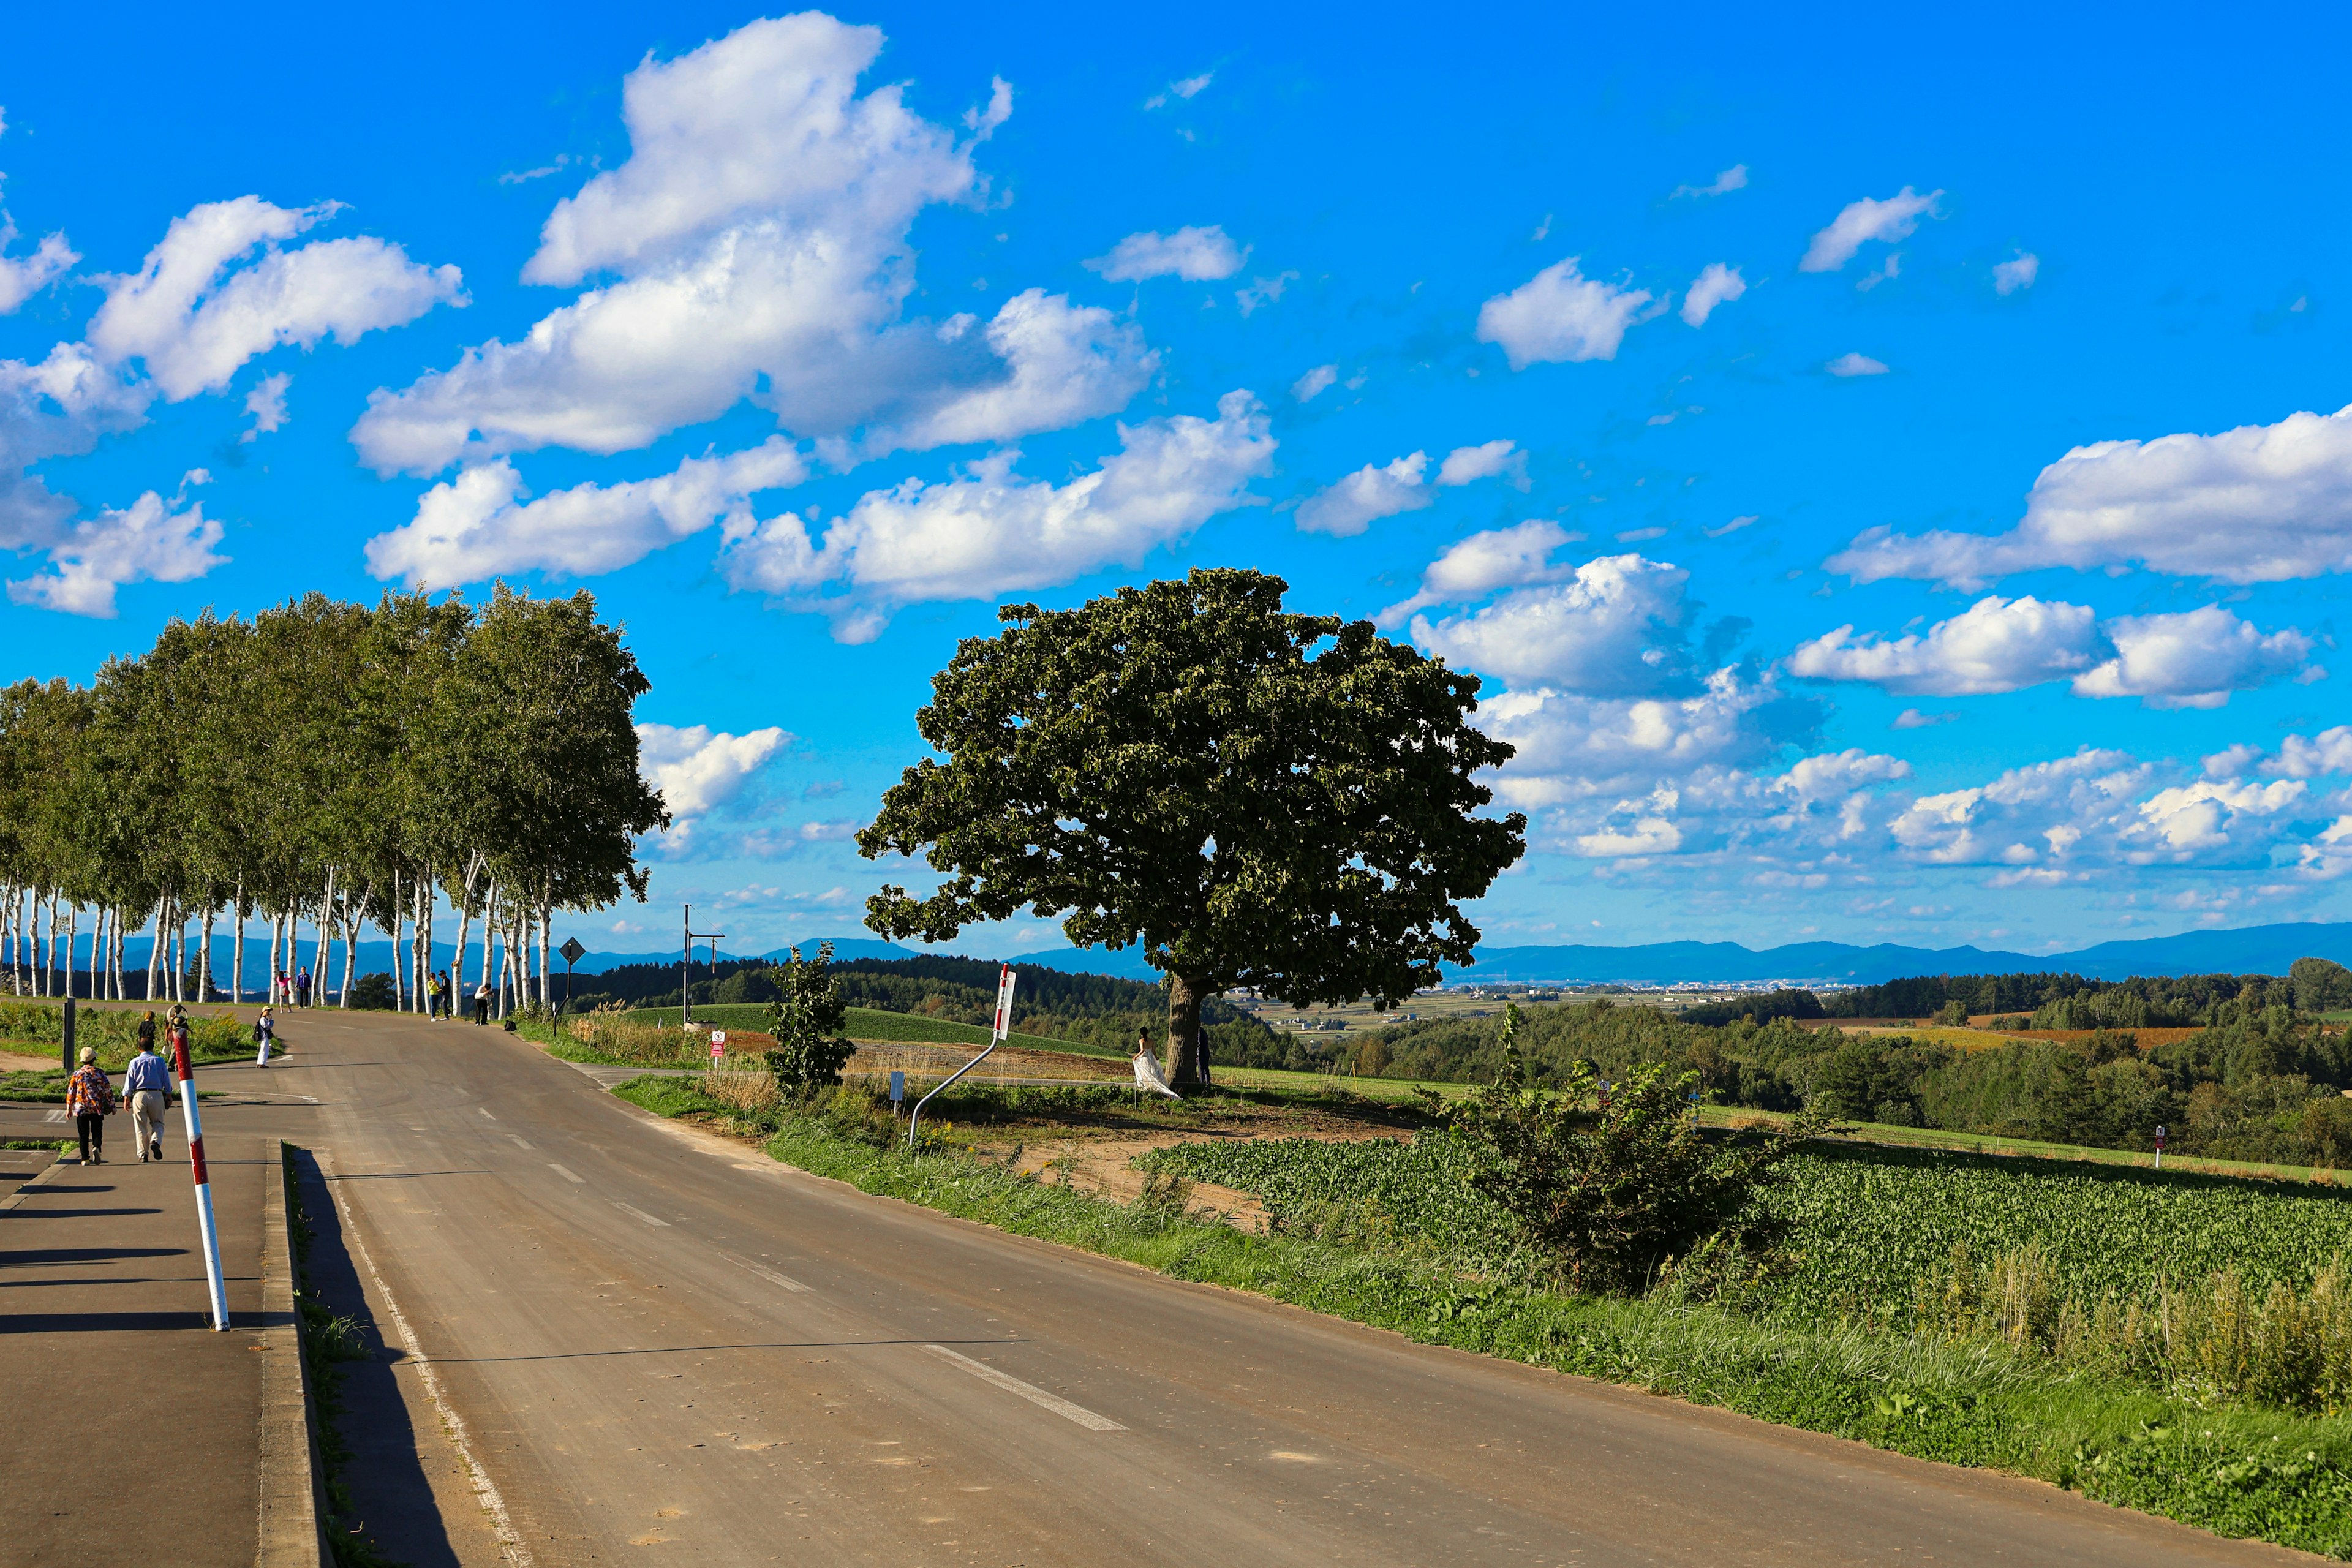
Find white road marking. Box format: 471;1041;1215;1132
921;1344;1126;1431
318;1151;534;1567
478;1108;497;1120
722;1251;811;1292
548;1164;584;1183
42;1109;66;1123
508;1136;534;1151
612;1201;669;1227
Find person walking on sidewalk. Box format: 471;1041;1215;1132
424;969;442;1020
473;978;491;1025
254;1005;277;1068
66;1046;115;1166
123;1033;170;1161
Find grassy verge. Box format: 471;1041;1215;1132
613;1073;2352;1558
281;1144;400;1567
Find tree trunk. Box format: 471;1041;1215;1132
479;881;497;1017
1164;970;1206;1088
199;902;216;1003
232;890;244;1004
312;874;332;1005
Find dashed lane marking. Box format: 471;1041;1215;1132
478;1107;497;1120
508;1135;534;1151
920;1344;1126;1431
548;1163;584;1183
721;1251;812;1292
612;1200;670;1227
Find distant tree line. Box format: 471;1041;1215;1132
577;951;1279;1055
0;586;666;1012
1316;957;2352;1168
1676;966;2347;1028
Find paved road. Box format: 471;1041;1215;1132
86;1008;2314;1567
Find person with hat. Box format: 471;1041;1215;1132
65;1046;115;1165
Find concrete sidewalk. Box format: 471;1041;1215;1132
0;1134;284;1567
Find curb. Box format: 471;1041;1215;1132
0;1154;67;1212
257;1139;330;1567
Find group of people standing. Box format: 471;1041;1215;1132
269;968;314;1007
62;1006;186;1167
417;968;496;1024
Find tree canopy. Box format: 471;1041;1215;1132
859;568;1525;1084
0;586;666;1011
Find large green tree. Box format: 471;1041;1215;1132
859;568;1526;1086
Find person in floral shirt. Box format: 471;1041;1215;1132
66;1046;115;1165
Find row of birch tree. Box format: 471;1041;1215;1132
0;585;669;1013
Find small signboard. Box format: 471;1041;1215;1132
710;1030;727;1062
889;1070;906;1107
559;937;587;965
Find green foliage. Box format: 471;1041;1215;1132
859;567;1525;1082
345;973;394;1011
1428;1006;1819;1293
764;941;856;1093
2296;959;2352;1016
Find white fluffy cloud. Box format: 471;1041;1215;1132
0;228;75;314
1085;225;1245;282
0;195;459;615
2071;606;2315;707
1790;595;2100;695
1680;263;1746;327
1415;554;1691;694
1377;519;1578;625
1478;669;1823;807
1825;352;1889;377
1793;596;2315;706
637;722;792;818
1800;187;1942;272
720;391;1273;641
2217;727;2352;780
636;720;794;856
1994;251;2040;295
1829;405;2352;587
88;198;461;401
5;484;224;617
1292;364;1337;402
1477;258;1654;368
365;437;809;589
1671;165;1748;200
1294;440;1520;537
352;17;1143;477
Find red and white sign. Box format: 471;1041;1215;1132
710;1030;727;1061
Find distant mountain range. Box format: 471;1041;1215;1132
604;922;2352;988
39;922;2352;993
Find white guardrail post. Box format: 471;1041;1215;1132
907;965;1016;1148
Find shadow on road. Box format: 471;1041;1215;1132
290;1147;467;1568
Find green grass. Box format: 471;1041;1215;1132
617;1003;1127;1058
611;1073;2352;1558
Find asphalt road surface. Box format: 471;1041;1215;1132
73;1008;2314;1567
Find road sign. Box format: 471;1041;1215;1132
711;1031;727;1062
890;1070;905;1108
559;937;586;965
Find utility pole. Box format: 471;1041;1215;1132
682;906;725;1025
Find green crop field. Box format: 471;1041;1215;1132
1150;1134;2352;1314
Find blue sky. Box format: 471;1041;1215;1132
4;2;2350;959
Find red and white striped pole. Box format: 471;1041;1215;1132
171;1023;230;1330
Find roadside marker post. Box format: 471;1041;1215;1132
908;965;1016;1148
170;1022;231;1331
2154;1124;2166;1170
889;1071;905;1114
